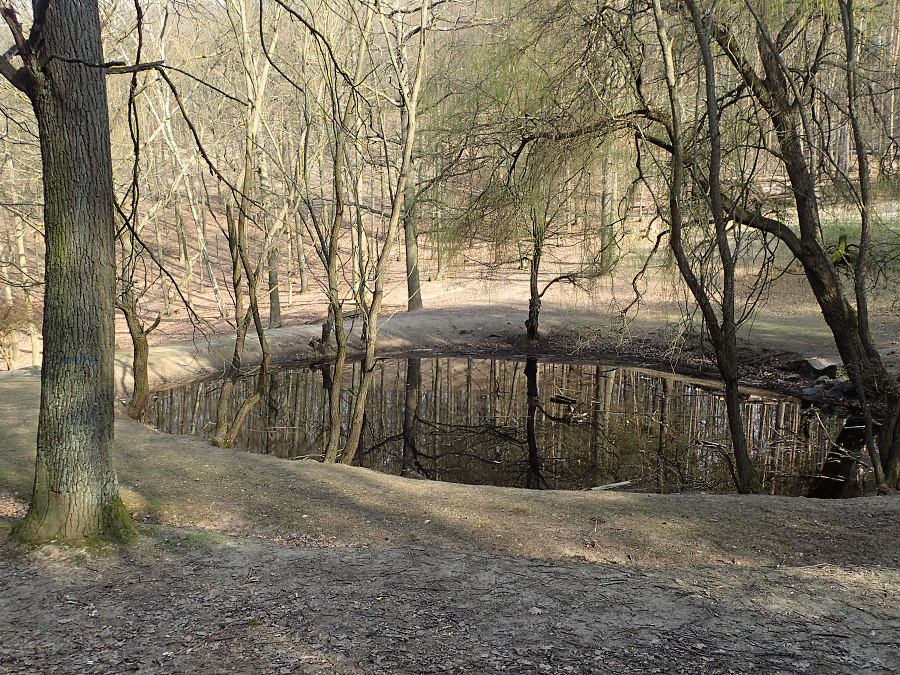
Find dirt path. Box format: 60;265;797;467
2;290;900;674
2;531;898;675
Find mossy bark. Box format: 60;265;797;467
7;0;134;542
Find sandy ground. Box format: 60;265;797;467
2;268;900;674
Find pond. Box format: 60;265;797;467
148;355;843;495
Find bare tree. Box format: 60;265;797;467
649;0;763;492
340;0;431;464
212;0;283;448
707;1;899;487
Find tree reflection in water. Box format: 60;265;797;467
149;356;839;494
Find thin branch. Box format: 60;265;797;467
107;60;164;74
269;0;355;87
160;64;247;105
153;66;249;203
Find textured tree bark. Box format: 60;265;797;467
5;0;134;541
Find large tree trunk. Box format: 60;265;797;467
7;0;134;542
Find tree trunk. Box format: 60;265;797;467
212;0;282;446
259;164;282;329
318;5;376;463
214;241;272;449
837;0;889;490
292;213;310;294
321;129;350;463
598;159;619;275
212;204;255;447
658;0;762;493
404;158;424;311
320;122;350;461
174;203;193;305
714;15;900;486
118;213;159;424
185;178;226;317
267;247;282;329
525;236;542;341
339;0;429;464
7;0;134;542
120;302;158;424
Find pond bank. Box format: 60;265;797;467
113;304;829;395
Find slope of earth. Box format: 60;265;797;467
2;281;900;674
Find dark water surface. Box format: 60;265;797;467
148;356;839;494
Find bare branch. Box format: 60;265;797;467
106;60;164;74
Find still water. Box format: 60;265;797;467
148;356;838;494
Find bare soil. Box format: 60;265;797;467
2;268;900;674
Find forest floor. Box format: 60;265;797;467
2;264;900;674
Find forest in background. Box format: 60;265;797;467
3;0;900;497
